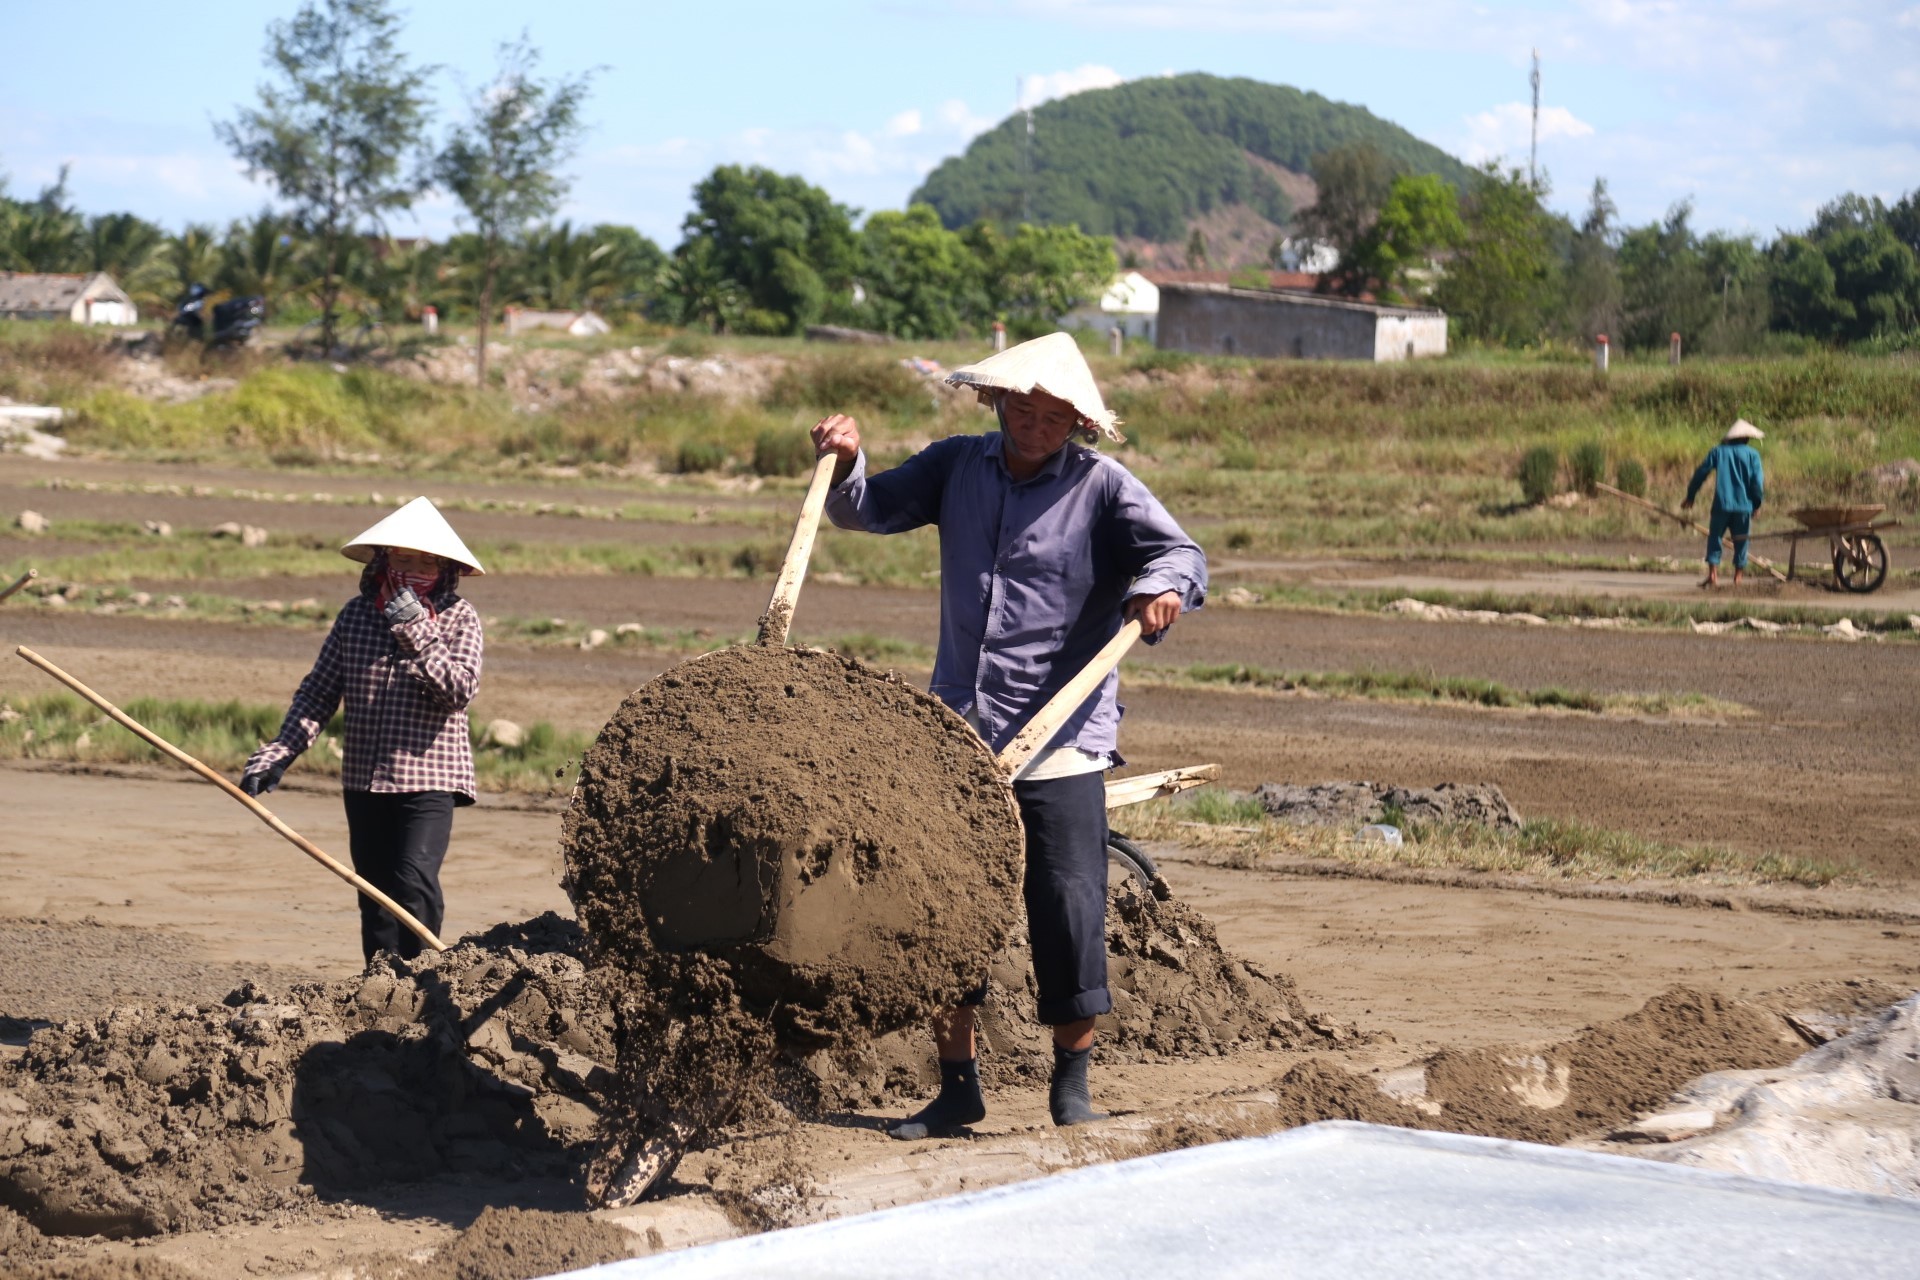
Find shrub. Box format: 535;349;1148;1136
671;439;730;473
752;428;818;478
1615;457;1648;498
1517;445;1560;505
1570;440;1607;495
1218;435;1260;471
768;352;929;419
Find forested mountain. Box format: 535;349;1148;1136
911;74;1473;267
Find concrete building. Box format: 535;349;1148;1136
1157;281;1448;362
0;272;138;325
503;307;612;337
1057;270;1161;343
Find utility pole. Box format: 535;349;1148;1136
1529;49;1541;189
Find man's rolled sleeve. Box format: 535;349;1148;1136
1110;468;1208;643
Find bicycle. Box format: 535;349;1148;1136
291;308;392;361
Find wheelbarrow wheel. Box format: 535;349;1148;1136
1108;832;1171;900
1833;532;1887;594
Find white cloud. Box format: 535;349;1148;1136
1461;102;1596;165
936;98;998;139
1017;64;1125;110
884;108;923;137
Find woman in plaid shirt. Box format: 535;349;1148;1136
241;498;485;964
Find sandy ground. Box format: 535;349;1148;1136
3;453;1918;1275
3;769;1916;1276
7;583;1918;876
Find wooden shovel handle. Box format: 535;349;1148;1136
0;569;35;604
1594;482;1786;582
13;645;447;952
758;452;841;646
998;620;1144;779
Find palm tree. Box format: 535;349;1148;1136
83;213;173;313
161;224;224;303
216;211;305;316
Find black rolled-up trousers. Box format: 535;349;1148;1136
342;789;457;964
962;771;1112;1026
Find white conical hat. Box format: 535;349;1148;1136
1724;419;1764;442
342;496;485;574
945;332;1123;443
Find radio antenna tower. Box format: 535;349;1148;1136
1529;49;1541;188
1020;76;1035;224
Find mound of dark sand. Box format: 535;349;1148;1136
804;879;1344;1106
0;883;1326;1236
1253;781;1522;829
0;917;611;1239
385;1206;642;1280
1146;986;1808;1155
6;1258;200;1280
562;645;1025;1047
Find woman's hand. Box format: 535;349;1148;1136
811;414;861;462
1124;590;1182;637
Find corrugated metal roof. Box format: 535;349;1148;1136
0;272;131;313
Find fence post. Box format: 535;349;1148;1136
1669;332;1682;366
991;322;1007;353
1594;333;1610;373
421;305;438;337
1109;326;1123;356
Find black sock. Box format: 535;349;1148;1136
887;1057;986;1140
1049;1044;1104;1126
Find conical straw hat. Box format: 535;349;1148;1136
945;332;1123;442
1723;418;1764;442
342;496;485;574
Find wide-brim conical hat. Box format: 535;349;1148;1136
342;496;485;574
945;332;1123;442
1723;418;1764;442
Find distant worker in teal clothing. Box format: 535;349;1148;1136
1681;419;1765;588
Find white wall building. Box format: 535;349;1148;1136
0;272;138;325
1056;271;1160;344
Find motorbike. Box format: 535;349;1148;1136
169;284;266;348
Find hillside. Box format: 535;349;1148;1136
911;73;1474;269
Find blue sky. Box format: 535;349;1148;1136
3;1;1914;247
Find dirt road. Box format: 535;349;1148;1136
3;768;1915;1276
8;584;1917;875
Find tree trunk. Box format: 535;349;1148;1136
477;236;496;389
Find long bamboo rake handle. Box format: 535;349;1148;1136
0;569;36;604
757;452;841;647
1595;482;1786;582
998;620;1144;780
14;645;447;953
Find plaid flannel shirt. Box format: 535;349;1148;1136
248;592;483;802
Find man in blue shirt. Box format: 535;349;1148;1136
813;332;1207;1139
1682;419;1766;587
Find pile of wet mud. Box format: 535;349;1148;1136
0;916;612;1239
1146;986;1809;1155
560;645;1028;1201
0;879;1323;1236
562;645;1026;1048
1253;781;1522;829
380;1206;643;1280
791;877;1344;1106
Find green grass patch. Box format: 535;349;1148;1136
0;691;588;795
1124;792;1847;887
1152;662;1745;717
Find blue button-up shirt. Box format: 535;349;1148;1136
824;432;1208;760
1685;442;1765;515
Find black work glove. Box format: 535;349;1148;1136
239;760;288;796
383;586;426;627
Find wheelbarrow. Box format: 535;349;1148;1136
1748;504;1904;594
